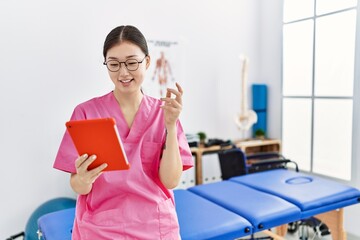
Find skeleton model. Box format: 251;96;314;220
234;55;257;138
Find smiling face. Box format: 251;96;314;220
105;41;150;95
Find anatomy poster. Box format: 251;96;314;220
143;39;181;98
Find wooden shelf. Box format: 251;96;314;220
191;139;281;185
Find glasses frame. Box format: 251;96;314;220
103;55;147;72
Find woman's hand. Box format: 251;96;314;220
70;154;107;195
160;82;183;129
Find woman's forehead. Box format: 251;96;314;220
107;41;143;57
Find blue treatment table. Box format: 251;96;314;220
37;191;254;240
37;208;74;240
174;189;252;240
37;170;360;240
188;181;301;233
230;169;360;219
229;169;360;239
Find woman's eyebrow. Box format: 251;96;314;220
107;55;139;60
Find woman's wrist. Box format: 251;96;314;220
165;125;177;135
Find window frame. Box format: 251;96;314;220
281;0;359;181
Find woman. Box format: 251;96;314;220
53;25;193;239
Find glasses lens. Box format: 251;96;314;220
125;59;139;71
106;60;120;72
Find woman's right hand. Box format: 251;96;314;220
70;154;108;195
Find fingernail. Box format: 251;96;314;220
92;155;97;159
82;154;88;158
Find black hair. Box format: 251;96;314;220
103;25;149;60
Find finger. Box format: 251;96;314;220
166;88;181;98
91;172;103;183
78;155;97;172
166;90;171;98
160;106;182;115
75;154;88;169
165;88;182;105
161;98;182;110
88;163;108;178
160;102;182;113
161;98;182;108
90;170;104;183
175;82;184;95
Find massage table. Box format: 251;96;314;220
37;169;360;240
37;208;74;240
233;169;360;239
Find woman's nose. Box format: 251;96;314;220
118;63;129;75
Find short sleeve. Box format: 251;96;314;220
53;105;86;173
177;121;194;171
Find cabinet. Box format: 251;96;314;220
190;139;281;185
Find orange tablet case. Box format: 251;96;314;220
66;118;130;171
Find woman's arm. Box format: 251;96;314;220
159;83;184;189
159;126;183;189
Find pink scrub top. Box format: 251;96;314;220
53;92;193;240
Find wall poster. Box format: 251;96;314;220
143;39;181;98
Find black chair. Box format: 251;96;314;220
217;144;298;180
217;145;248;180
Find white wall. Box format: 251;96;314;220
1;0;359;238
344;2;360;237
259;0;283;140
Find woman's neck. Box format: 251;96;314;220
113;89;143;110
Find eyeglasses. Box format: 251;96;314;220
103;55;147;72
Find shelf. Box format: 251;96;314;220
191;139;281;185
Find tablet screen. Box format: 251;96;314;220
66;118;130;171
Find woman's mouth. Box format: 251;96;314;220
119;79;133;83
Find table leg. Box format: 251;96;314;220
195;152;203;185
315;208;346;240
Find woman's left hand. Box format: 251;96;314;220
160;82;183;129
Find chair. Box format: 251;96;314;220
217;145;298;180
217;145;248;180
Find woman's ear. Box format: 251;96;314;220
146;55;151;69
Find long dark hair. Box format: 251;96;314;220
103;25;149;60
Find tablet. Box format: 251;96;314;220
66;118;130;171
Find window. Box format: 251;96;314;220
282;0;357;180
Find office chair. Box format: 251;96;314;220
217;144;299;180
217;145;248;180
